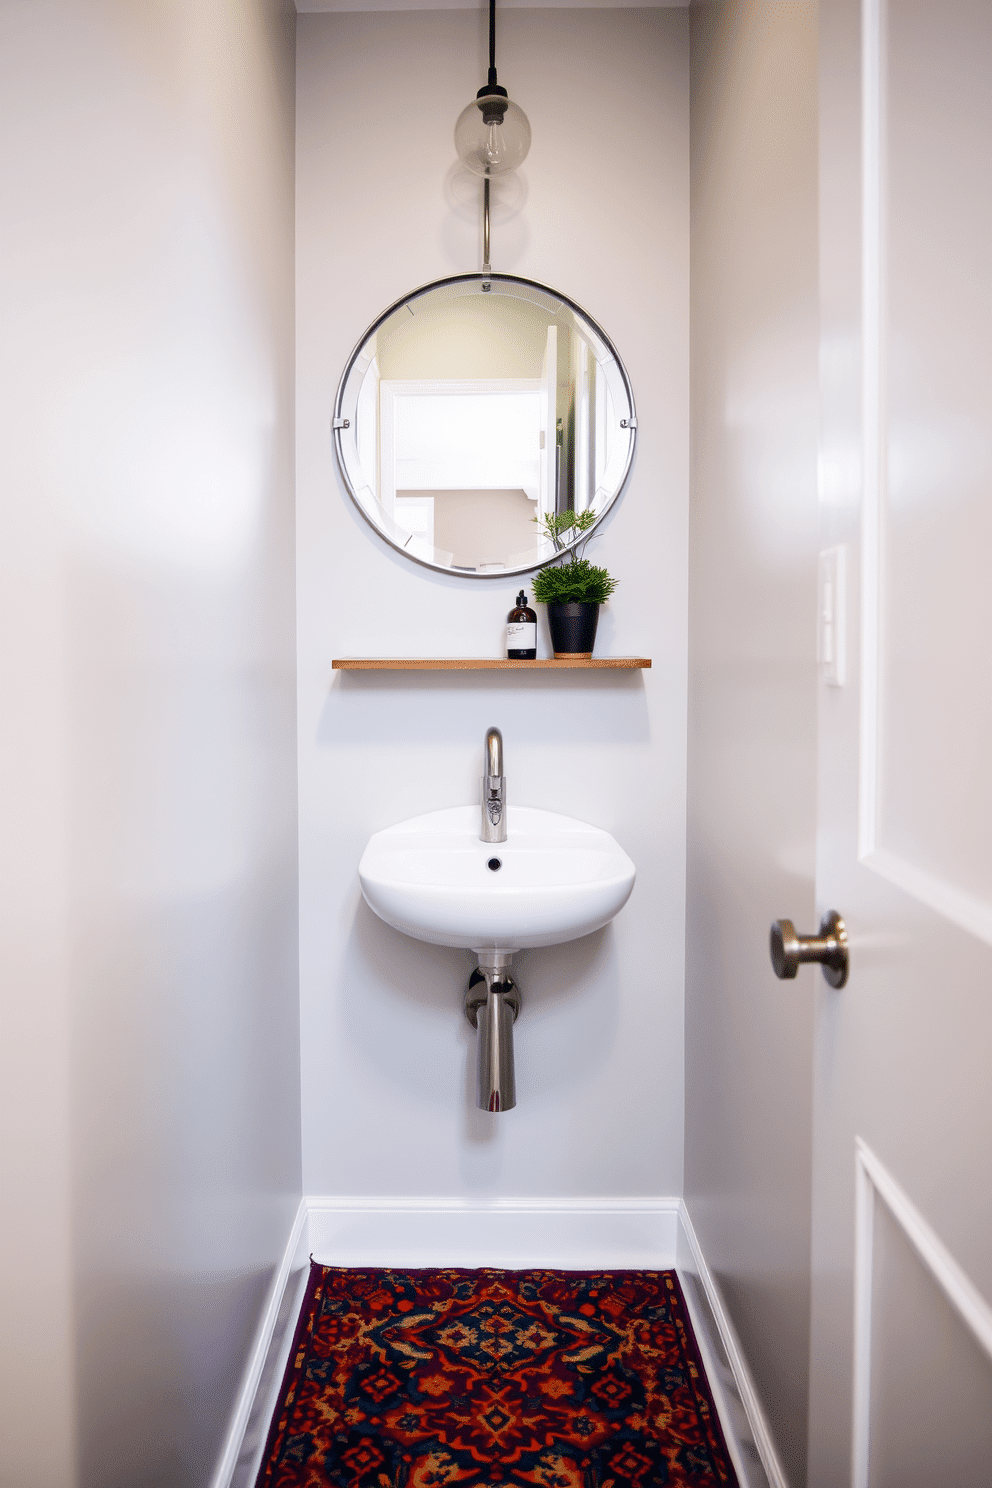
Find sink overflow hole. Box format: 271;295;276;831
487;857;502;872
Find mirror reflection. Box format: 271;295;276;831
334;274;636;575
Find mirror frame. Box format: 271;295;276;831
332;272;638;578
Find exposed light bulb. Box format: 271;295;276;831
455;93;531;178
485;122;507;170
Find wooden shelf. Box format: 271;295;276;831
332;657;651;671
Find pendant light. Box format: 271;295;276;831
454;0;531;178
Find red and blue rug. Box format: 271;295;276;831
256;1265;738;1487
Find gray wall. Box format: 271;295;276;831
0;3;301;1484
297;8;690;1205
685;5;819;1483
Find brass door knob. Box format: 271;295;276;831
770;911;848;989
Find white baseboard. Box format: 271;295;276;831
307;1194;681;1270
676;1202;788;1488
210;1197;311;1488
211;1193;786;1488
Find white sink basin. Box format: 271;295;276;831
358;805;636;954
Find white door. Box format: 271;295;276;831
808;1;992;1483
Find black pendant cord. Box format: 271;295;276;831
481;0;499;275
488;0;497;87
483;0;495;275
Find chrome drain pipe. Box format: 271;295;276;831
465;957;520;1112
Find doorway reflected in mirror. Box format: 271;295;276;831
334;274;636;575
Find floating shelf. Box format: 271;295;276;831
332;657;651;671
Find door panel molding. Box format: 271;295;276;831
857;0;992;946
851;1139;992;1488
864;847;992;947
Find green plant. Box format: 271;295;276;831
535;509;598;552
531;558;618;605
531;508;618;606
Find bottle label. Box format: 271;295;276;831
507;622;537;651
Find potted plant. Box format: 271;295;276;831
531;510;618;658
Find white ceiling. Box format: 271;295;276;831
297;0;686;11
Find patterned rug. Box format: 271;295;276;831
256;1266;738;1488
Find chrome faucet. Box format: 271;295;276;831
481;727;506;843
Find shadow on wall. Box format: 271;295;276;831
341;898;620;1139
76;1267;272;1488
440;161;530;268
318;668;652;749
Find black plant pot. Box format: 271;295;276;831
547;601;600;659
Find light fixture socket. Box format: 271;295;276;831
477;87;509;128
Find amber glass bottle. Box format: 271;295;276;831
506;590;537;660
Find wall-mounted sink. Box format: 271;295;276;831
359;804;635;955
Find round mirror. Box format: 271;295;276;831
333;273;637;576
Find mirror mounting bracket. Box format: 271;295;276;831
482;177;492;276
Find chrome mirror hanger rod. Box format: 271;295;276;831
483;178;491;279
